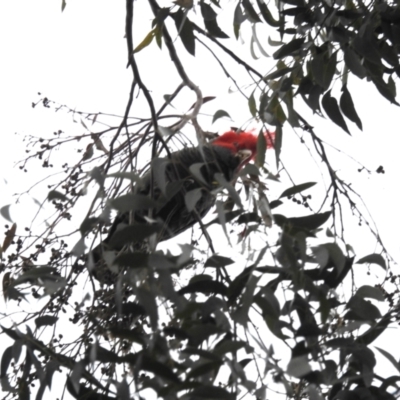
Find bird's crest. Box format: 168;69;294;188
211;130;275;160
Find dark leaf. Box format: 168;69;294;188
114;252;174;269
242;0;261;23
256;130;266;167
214;340;247;355
232;274;259;326
1;326;21;341
173;9;195;55
340;85;363;130
79;217;99;236
189;385;236;400
356;312;391;345
356;253;386;270
0;205;12;223
185;188;203;212
140;355;180;383
237;212;261;224
233;3;245;39
152;158;169;196
45;360;59;390
274;125;283;168
108;328;145;345
273;38;305;59
279;182;316;198
108;224;160;249
187;361;222;379
35;316;58;328
47;190;68;202
275;211;331;231
344;47;366;79
110;194;161;213
248;92;257;117
214;173;242;208
1;346;12;378
353;35;382;66
375;347;400;374
322;91;350;134
329;25;350;44
356;286;385;301
178;279;228;296
205;254;235;268
137;287;158;330
182;347;222;362
372;77;399;105
257;0;280;27
212;109;231;123
269;200;283;209
200;2;229;38
2;223;16;253
287;355;312;378
264;66;294;81
345;295;381;321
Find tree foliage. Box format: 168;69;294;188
1;1;400;399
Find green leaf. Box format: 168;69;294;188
279;182;316;198
340;85;363;130
248;92;257;117
133;29;155;54
212;109;231;123
356;253;387;270
322;91;350;134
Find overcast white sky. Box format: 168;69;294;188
1;1;400;398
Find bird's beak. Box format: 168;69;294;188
236;149;253;162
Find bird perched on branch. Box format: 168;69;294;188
100;130;275;251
